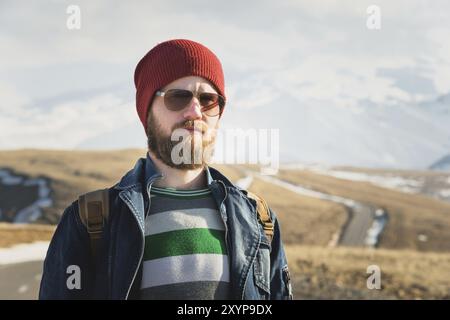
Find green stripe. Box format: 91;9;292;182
143;228;227;260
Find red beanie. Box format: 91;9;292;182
134;39;226;133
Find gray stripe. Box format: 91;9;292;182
149;194;218;214
140;281;230;300
152;186;211;194
144;208;225;236
141;254;229;286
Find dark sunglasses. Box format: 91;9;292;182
155;89;225;117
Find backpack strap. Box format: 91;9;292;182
247;191;274;243
78;189;110;260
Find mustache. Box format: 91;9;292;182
173;120;208;133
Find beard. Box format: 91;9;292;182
146;111;218;170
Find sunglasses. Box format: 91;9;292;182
155;89;225;117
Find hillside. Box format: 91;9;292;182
277;168;450;252
0;149;245;224
1;149;450;299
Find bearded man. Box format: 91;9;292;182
39;39;292;300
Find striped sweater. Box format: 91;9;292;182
139;186;230;300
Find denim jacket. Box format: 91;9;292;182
39;155;293;300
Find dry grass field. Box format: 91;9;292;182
1;149;450;299
248;178;348;246
286;245;450;299
0;223;55;248
276;169;450;253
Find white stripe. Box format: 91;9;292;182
140;254;230;288
145;208;224;236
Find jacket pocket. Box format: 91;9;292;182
282;265;294;300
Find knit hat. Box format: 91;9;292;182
134;39;226;133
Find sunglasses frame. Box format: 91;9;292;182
155;89;225;117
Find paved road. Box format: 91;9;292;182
0;261;43;299
338;203;376;246
243;170;387;247
0;168;52;223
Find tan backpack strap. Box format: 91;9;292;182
78;189;110;260
247;191;274;243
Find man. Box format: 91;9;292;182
39;39;292;300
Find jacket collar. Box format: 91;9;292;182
114;152;237;191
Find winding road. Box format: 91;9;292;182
237;170;388;247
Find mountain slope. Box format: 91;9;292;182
429;154;450;171
221;91;450;169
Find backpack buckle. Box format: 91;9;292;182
86;201;104;235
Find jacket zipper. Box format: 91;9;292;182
215;181;259;300
240;246;259;300
124;176;161;299
213;180;236;299
240;197;261;300
124;228;144;299
216;180;230;266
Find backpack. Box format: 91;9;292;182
78;188;274;260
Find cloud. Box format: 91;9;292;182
0;86;136;149
1;0;450;168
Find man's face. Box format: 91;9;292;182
146;76;221;170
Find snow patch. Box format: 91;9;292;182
365;209;388;247
253;172;356;208
0;241;50;265
439;189;450;198
282;165;424;194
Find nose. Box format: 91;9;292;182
182;97;203;120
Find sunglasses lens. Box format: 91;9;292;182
165;89;193;111
199;93;219;107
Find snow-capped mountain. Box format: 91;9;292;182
221;91;450;169
429;154;450;171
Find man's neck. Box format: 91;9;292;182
147;151;207;190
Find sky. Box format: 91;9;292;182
1;0;450;168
